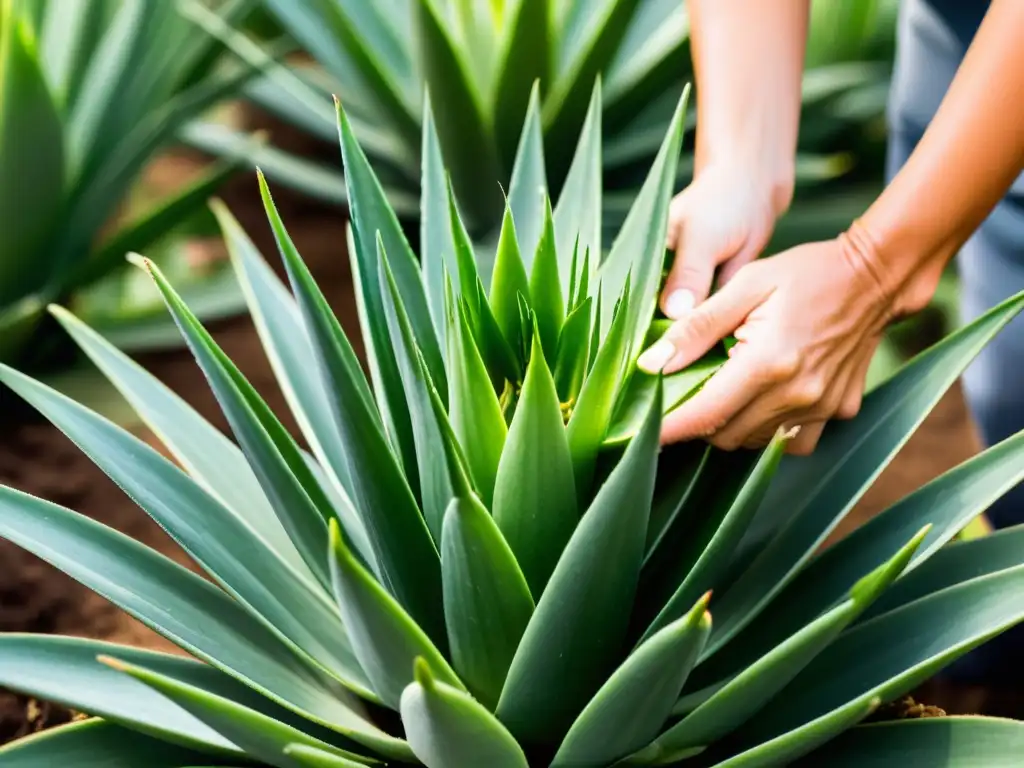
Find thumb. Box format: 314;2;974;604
660;220;741;320
640;271;764;375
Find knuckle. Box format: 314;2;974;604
792;376;827;409
756;350;799;382
837;396;863;420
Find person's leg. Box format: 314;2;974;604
888;0;1024;689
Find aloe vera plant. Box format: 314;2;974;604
0;0;259;370
182;0;895;245
3;85;1024;767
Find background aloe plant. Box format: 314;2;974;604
0;0;260;371
181;0;897;247
2;86;1024;766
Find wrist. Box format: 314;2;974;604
695;153;795;218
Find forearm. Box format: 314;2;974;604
690;0;809;214
860;0;1024;310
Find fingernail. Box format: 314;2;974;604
664;289;695;320
638;339;677;373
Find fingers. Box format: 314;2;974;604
718;220;772;287
661;239;717;320
787;422;825;455
836;340;877;420
640;268;769;375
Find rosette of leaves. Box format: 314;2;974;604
2;84;1024;767
0;0;260;371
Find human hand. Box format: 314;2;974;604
660;164;785;319
638;224;942;454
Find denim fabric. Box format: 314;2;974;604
887;0;1024;687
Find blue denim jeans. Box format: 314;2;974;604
888;0;1024;686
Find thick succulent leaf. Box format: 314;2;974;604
50;306;320;584
497;380;662;745
285;744;370;768
645;441;710;557
640;432;790;642
493;331;578;596
0;364;369;697
448;294;508;508
401;659;528;768
328;521;463;710
337;99;444;471
0;6;64;306
262;180;445;644
489;203;532;359
39;0;110;106
553;80;602;296
443;495;536;710
565;280;630;496
141;256;337;590
421;92;459;344
863;524;1024;621
412;0;502;229
0;635;238;756
795;717;1024;766
597;84;688;357
528;199;565;364
0;486;403;757
505;81;548;266
105;657;375;768
742;564;1024;745
713;427;1024;679
448;181;522;382
493;0;550;174
555;297;593;402
0;719;216;768
708;291;1024;658
212;202;373;565
605;351;726;445
704;696;881;768
378;238;464;542
553;594;711;768
635;529;925;761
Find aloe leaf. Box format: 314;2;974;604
597;84;688;357
489;203;532;357
378;235;457;543
141;256;338;590
0;363;369;698
636;529;925;761
104;657;376;768
329;521;463;710
705;290;1024;659
645;441;710;557
261;181;445;645
553;594;711;767
0;719;215;767
448;180;522;383
742;564;1024;746
211;202;373;566
50;305;322;584
448;291;508;508
421;92;460;344
337;98;445;462
566;281;630;497
39;0;108;106
794;717;1024;766
497;379;662;745
493;0;550;174
863;524;1024;621
553;80;602;298
285;744;370;768
528;199;565;364
554;297;593;403
605;352;726;445
713;428;1024;681
402;659;529;768
0;486;408;758
640;432;791;642
443;495;536;709
505;81;548;266
0;4;64;306
705;696;881;768
412;0;502;229
493;331;578;597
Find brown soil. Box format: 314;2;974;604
0;138;1017;742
